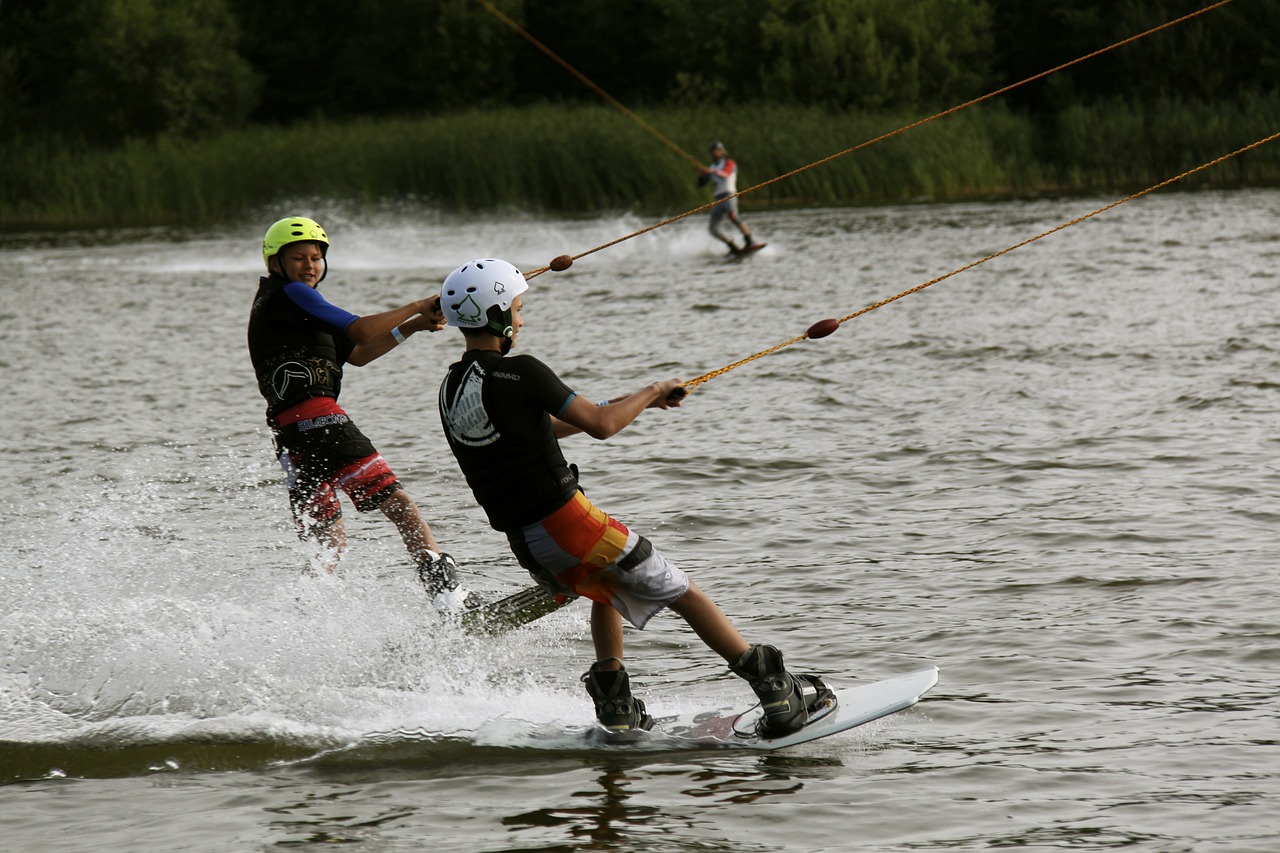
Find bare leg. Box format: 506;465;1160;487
710;222;738;251
710;207;742;253
590;601;625;666
378;488;441;559
667;579;750;662
312;517;347;574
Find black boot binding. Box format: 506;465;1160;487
581;659;654;732
731;644;836;737
416;551;482;611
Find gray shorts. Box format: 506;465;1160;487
709;193;741;231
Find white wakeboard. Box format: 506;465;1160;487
635;666;939;751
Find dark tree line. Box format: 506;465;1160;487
2;0;1275;148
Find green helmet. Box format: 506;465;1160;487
262;216;329;271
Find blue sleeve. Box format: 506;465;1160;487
555;391;578;418
281;281;360;333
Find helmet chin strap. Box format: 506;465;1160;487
488;322;514;354
485;306;514;352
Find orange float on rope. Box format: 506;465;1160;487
806;318;840;339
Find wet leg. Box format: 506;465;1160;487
666;580;750;662
378;488;441;558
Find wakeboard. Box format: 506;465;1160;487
460;585;575;634
726;242;767;262
637;666;939;751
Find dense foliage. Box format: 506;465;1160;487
3;0;1277;228
2;0;1275;147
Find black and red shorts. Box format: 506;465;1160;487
270;398;401;534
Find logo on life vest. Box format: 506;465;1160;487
271;361;317;401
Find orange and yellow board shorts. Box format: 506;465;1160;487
507;492;689;628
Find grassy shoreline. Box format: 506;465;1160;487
4;99;1279;231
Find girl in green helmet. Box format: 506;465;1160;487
248;216;476;611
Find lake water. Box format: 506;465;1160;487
2;188;1279;851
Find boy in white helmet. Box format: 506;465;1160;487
436;258;834;736
248;216;474;610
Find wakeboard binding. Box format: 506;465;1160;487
731;644;837;737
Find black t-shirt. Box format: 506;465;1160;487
438;350;580;531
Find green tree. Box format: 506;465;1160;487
989;0;1280;113
420;0;526;108
756;0;994;109
513;0;670;106
655;0;774;104
58;0;258;145
654;0;993;109
231;0;525;121
0;2;43;140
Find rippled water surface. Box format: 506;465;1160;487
2;189;1279;851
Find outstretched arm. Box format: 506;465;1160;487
553;380;685;439
346;296;446;366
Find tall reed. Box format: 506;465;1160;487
3;99;1277;231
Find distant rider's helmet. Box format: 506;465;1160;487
441;258;528;343
262;216;329;281
709;140;726;155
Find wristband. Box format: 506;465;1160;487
391;326;407;345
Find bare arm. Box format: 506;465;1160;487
553;380;685;440
346;295;446;366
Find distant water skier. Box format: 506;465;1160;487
697;141;762;256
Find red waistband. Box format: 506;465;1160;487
273;397;344;427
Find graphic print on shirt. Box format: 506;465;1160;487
440;359;498;447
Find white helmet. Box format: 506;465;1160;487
441;258;528;337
